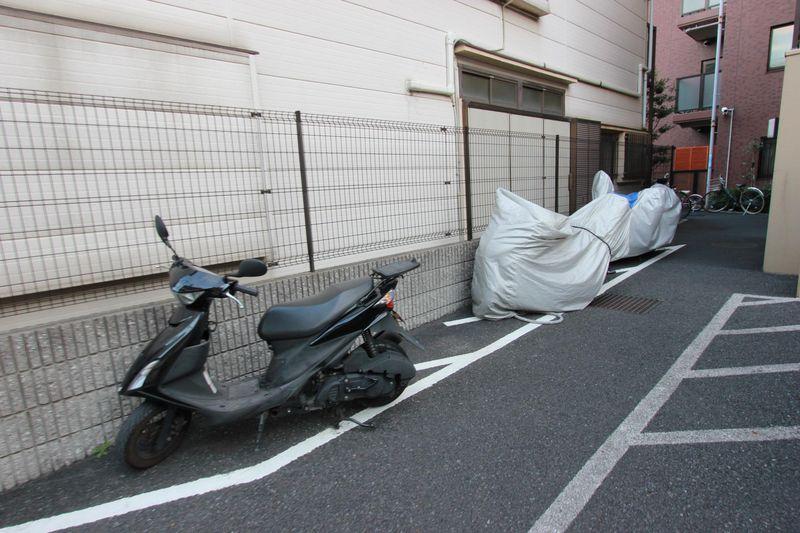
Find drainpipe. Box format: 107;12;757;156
248;54;261;108
644;0;655;130
705;0;724;194
722;107;735;181
492;1;515;52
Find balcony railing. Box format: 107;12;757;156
676;73;715;112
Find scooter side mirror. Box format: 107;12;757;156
154;215;170;244
233;258;268;278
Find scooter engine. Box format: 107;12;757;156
313;372;395;408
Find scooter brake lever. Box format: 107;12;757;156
225;291;244;309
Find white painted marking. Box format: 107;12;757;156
608;267;633;274
632;426;800;446
737;294;800;306
6;244;680;533
413;357;459;371
718;324;800;335
598;245;684;296
443;316;482;327
686;363;800;379
530;292;743;533
4;323;545;533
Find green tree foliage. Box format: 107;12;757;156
650;73;674;141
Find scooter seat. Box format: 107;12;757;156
258;277;375;341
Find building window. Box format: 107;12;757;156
768;24;794;70
599;132;619;179
675;60;719;112
462;72;490;101
757;137;777;180
492;78;517;107
681;0;719;16
461;69;565;116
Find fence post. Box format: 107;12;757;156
554;135;560;213
294;110;315;272
462;125;473;241
669;145;676;187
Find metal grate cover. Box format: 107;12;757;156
589;293;662;314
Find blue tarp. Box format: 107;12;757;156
615;191;639;208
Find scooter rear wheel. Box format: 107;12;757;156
360;340;409;407
116;401;192;469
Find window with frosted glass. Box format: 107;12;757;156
543;91;563;115
682;0;720;15
491;78;516;107
522;87;543;112
462;72;490;101
769;24;794;70
676;76;701;111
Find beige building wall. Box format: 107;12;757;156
0;0;647;127
763;48;800;295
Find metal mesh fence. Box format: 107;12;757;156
0;87;650;318
467;128;567;233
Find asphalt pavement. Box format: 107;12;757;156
1;212;798;532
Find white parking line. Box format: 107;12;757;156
529;292;800;533
718;324;800;335
738;294;800;306
686;363;800;379
442;316;483;327
632;426;800;446
3;245;681;533
3;323;551;533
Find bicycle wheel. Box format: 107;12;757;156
703;190;731;212
688;194;704;212
740;187;765;214
678;191;690;219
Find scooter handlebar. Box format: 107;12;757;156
234;283;259;297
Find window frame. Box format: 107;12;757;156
675;58;720;113
675;74;705;113
767;22;794;71
459;67;565;118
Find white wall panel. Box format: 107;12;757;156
0;26;252;106
0;0;231;46
231;0;446;67
256;76;454;123
235;21;445;97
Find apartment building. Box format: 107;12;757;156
653;0;799;193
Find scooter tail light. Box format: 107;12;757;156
378;289;395;309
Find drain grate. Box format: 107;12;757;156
589;293;662;314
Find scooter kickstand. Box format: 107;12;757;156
332;405;375;430
255;412;267;450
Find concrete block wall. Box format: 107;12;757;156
0;239;478;491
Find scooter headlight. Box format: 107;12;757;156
172;290;202;305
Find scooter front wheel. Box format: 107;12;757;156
116;401;192;469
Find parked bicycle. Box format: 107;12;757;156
703;176;765;214
659;174;703;219
677;189;704;219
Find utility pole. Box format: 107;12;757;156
705;0;724;194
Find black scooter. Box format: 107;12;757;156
116;216;420;469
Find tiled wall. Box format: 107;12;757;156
0;239;478;491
